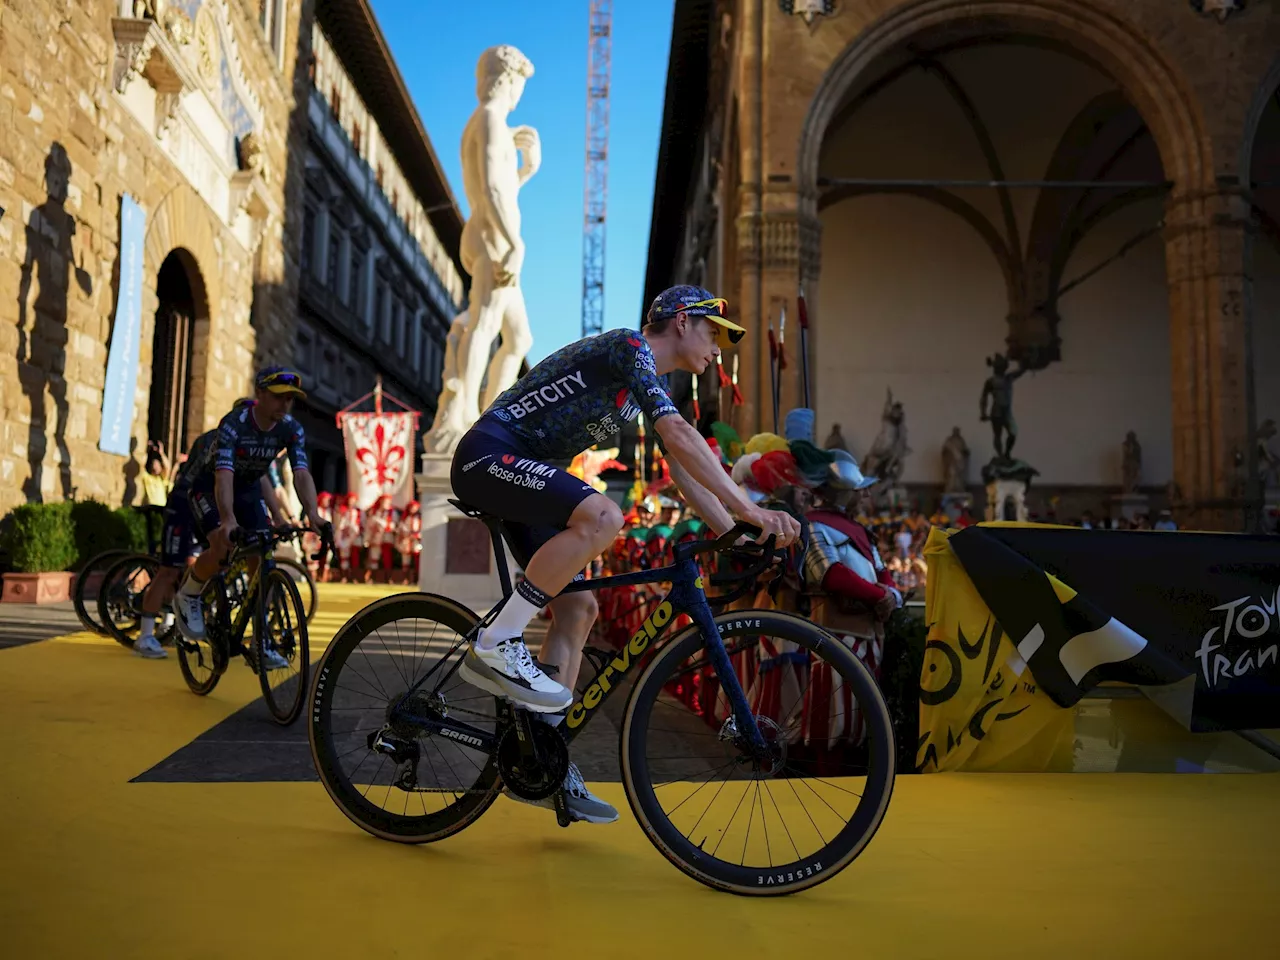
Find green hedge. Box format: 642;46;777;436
0;503;77;574
880;605;928;773
0;501;153;574
68;500;135;569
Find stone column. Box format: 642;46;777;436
1164;187;1256;532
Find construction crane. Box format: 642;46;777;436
581;0;612;337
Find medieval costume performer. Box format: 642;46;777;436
394;500;422;584
333;492;363;582
802;453;902;752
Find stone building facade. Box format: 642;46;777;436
290;1;465;492
0;0;309;516
644;0;1280;531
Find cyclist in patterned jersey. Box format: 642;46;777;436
131;399;294;659
451;285;801;824
172;367;330;653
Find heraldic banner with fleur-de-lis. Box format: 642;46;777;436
341;412;415;510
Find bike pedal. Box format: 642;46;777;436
553;790;572;828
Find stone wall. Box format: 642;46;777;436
0;0;308;515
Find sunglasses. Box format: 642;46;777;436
258;371;302;388
681;297;729;315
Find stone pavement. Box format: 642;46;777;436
0;599;81;649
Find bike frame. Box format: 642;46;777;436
213;543;279;654
394;520;774;758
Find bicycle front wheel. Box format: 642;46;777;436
276;557;318;623
74;549;129;634
621;609;896;896
256;567;310;725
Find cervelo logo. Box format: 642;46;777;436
567;600;672;729
461;454;493;473
505;371;587;420
487;457;555;491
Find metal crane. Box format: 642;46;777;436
580;0;612;337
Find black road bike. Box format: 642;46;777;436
176;526;329;724
309;502;896;896
74;505;165;636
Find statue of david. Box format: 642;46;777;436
424;45;539;454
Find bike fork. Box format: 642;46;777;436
682;589;769;755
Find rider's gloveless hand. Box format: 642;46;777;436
743;505;801;547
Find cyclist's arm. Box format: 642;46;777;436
666;456;734;537
293;467;320;528
214;469;237;531
655;414;787;537
260;476;291;526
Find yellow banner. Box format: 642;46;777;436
917;526;1075;772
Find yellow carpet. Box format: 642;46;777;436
0;584;1277;958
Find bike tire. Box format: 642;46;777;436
177;579;230;696
256;567;310;725
309;592;502;844
96;553;159;648
275;557;318;623
621;609;896;897
74;549;129;634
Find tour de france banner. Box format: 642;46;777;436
341;412;415;510
918;523;1280;772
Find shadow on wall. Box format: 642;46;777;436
16;142;92;504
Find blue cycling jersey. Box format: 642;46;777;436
171;430;216;492
479;328;680;460
190;405;308;493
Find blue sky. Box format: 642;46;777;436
370;0;676;365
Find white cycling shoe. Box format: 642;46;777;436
457;634;572;713
174;591;206;642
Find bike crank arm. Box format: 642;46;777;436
385;709;500;753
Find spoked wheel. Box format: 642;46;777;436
74;549;129;634
255;567;311;725
621;610;896;896
276;557;318;623
309;593;503;844
177;583;230;696
96;553;159;648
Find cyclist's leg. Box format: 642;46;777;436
136;495;193;656
502;523;599;691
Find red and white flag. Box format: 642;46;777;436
342;412;415;510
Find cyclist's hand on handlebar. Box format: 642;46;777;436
741;504;801;548
214;519;239;549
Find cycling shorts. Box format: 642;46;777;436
187;484;270;547
451;420;599;569
159;485;197;568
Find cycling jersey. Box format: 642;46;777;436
190;405;308;494
479;328;680;461
171;430;216;492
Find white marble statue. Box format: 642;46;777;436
424;45;539;454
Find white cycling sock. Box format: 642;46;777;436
179;574;207;598
477;578;552;650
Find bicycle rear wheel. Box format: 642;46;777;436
621;610;896;896
308;593;502;844
74;549;129;634
256;567;310;725
275;557;318;623
96;554;158;648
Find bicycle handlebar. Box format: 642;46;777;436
229;524;334;565
674;515;810;604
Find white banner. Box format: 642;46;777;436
341;413;415;510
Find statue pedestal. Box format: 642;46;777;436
941;492;973;522
985;479;1029;522
980;457;1039;522
1110;492;1150;523
880;486;910;511
416;454;509;612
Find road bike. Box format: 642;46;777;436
95;526;318;650
73;505;165;636
308;502;895;896
175;526;329;724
